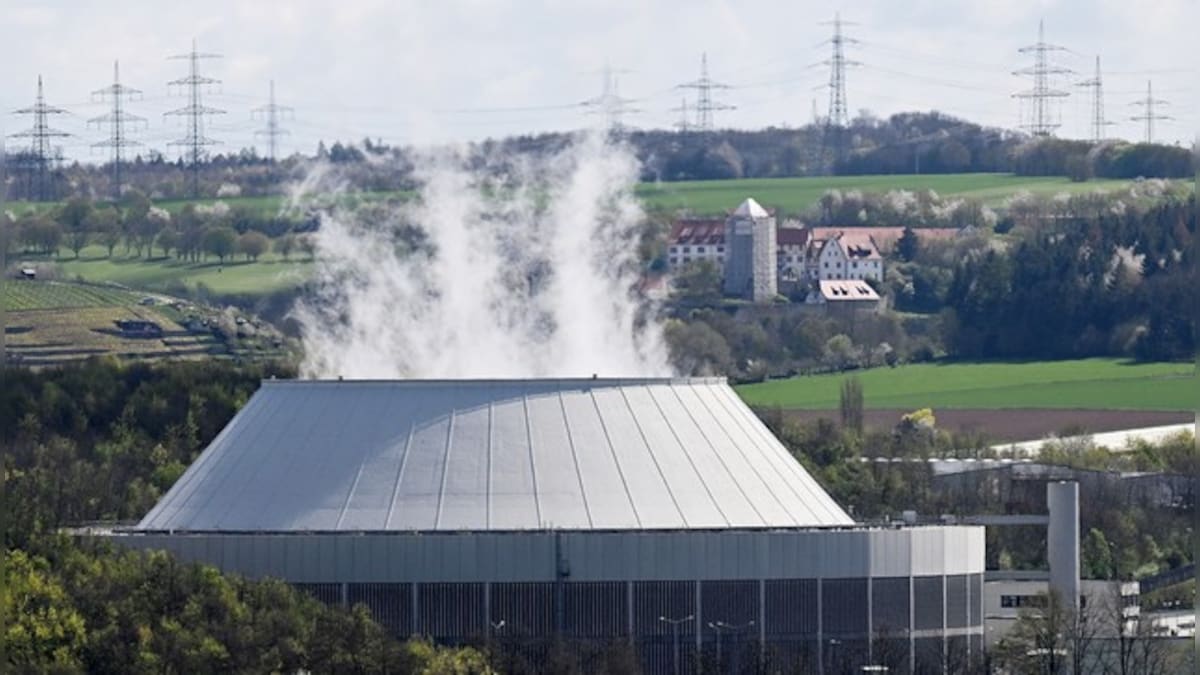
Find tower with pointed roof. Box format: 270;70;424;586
722;197;777;302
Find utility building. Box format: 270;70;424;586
722;198;778;302
110;377;985;673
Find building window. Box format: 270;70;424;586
669;257;678;265
682;246;691;254
697;246;705;253
682;257;691;263
1001;595;1047;609
717;247;724;253
824;262;829;269
852;262;858;268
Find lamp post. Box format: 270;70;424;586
659;614;694;675
488;620;506;672
707;620;755;672
828;638;841;674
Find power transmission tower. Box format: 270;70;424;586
1130;80;1171;143
672;97;692;133
1075;56;1113;143
1013;20;1072;137
582;65;639;134
675;53;734;132
252;80;293;163
8;76;70;201
90;61;146;200
817;12;861;171
165;40;225;198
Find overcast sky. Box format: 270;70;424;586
1;0;1196;163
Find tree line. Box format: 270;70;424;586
8;111;1193;202
2;192;318;265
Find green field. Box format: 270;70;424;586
735;359;1195;411
6;172;1145;219
46;246;313;297
1;279;138;311
636;173;1137;214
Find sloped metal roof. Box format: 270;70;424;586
138;378;852;532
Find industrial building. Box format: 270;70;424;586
110;377;985;673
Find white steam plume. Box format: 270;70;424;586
291;132;671;379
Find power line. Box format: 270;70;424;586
9;75;70;201
252;80;293;162
1013;20;1073;137
1129;80;1171;143
1075;55;1113;143
675;53;734;132
89;61;146;199
817;12;861;170
671;97;691;133
581;65;639;133
165;39;225;197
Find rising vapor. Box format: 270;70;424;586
291;132;671;379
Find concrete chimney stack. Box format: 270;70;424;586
1047;481;1080;612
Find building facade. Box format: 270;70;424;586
665;201;908;299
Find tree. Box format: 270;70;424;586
58;196;94;259
672;260;722;302
2;550;87;670
86;208;121;258
203;226;238;263
839;376;864;434
896;226;919;262
236;231;270;261
664;319;733;375
1082;528;1114;580
0;213;15;258
275;233;297;261
822;334;859;371
133;207;170;258
156;227;180;259
19;215;62;255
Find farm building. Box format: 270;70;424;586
108;377;985;673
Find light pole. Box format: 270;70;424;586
707;620;755;672
488;620;506;672
660;614;694;675
828;638;841;674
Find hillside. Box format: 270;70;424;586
2;279;288;366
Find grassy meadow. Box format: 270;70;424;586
5;172;1143;220
35;246;314;297
635;173;1137;214
734;358;1194;411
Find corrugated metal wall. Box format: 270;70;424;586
285;576;984;674
111;527;987;673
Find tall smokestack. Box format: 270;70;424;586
1047;481;1080;612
